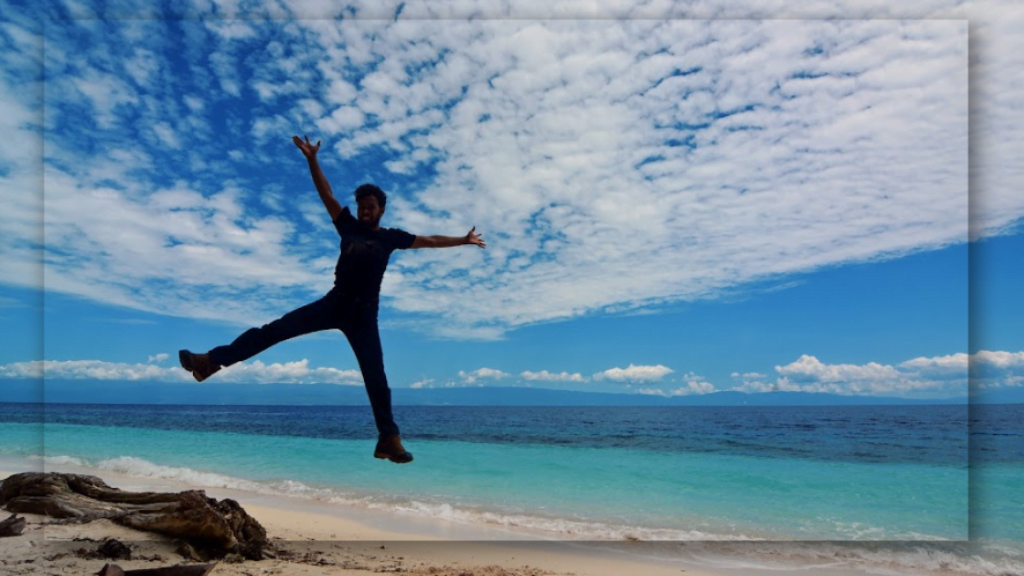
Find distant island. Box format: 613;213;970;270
1;378;1010;406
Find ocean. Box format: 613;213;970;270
1;401;1021;575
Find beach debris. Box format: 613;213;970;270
176;540;202;562
0;513;26;537
0;472;269;560
98;538;133;560
75;539;131;561
95;562;218;576
274;548;335;566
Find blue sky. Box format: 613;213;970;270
1;1;1022;401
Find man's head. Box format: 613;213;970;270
354;184;386;228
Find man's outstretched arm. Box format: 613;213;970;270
292;134;342;222
411;227;486;249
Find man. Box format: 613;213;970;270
179;134;486;464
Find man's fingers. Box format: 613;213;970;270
470;226;486;248
292;134;320;154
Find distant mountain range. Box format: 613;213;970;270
0;378;1009;406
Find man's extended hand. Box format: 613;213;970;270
466;227;486;249
292;134;320;159
411;227;488;250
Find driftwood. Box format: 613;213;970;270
0;472;268;560
97;563;217;576
0;513;26;536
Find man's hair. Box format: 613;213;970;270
354;183;387;210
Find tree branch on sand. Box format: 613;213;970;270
0;513;27;537
0;472;268;560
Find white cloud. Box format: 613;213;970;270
638;379;716;397
728;351;996;398
2;7;1019;342
183;95;205;112
151;122;182;149
0;358;363;385
520;370;586;382
124;47;161;88
0;360;186;381
970;350;1024;370
318;105;366;134
595;364;674;383
4;349;1021;398
776;355;902;383
968;351;1024;389
208;50;242;98
732;371;767;380
325;18;971;336
410;377;434;389
66;66;141;130
638;373;717;396
458;367;511;383
0;361;43;379
216;359;363;385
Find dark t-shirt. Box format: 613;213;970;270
331;206;415;308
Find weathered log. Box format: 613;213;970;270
97;563;217;576
0;513;26;536
0;472;267;560
0;473;181;519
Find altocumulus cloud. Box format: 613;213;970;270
0;9;992;341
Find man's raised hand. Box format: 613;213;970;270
466;227;486;249
292;134;321;159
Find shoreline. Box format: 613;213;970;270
0;463;732;576
2;457;1014;576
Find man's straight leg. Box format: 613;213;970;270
343;313;412;463
208;295;339;368
343;315;399;437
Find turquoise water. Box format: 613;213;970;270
1;419;966;541
3;402;1021;576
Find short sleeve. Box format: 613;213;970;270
386;228;416;250
333;206;374;237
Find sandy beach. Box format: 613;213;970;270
2;459;1006;576
0;466;730;576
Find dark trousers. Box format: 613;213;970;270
207;291;399;438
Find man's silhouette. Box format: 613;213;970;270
179;135;486;464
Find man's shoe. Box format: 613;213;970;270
374;435;413;464
178;350;220;382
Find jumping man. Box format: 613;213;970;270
179;135;486;464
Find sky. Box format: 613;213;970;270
1;0;1022;402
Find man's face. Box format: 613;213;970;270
357;195;384;228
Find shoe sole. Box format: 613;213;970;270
374;452;414;464
178;350;208;383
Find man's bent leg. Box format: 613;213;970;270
206;296;339;369
344;316;412;463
